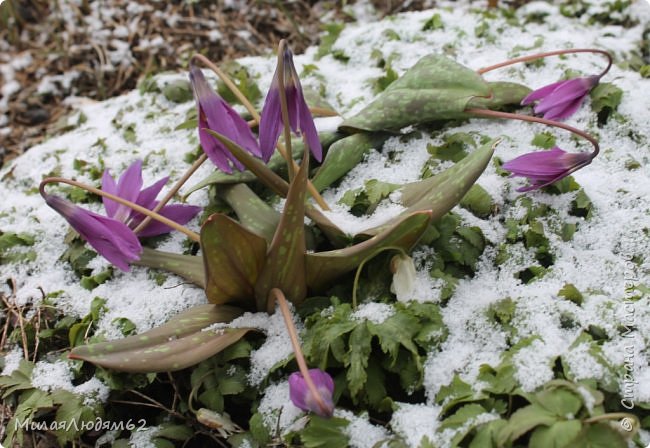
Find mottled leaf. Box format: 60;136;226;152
312;133;389;192
360;139;496;236
341;54;491;132
465;81;531;111
69;304;248;372
201;214;267;307
219;183;280;244
135;247;205;287
255;149;309;311
200;129;347;247
306;211;432;291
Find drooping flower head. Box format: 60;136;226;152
102;160;201;237
288;368;334;417
503;147;592;192
43;161;201;271
44;195;142;271
259;43;322;163
521;75;599;121
189;64;262;173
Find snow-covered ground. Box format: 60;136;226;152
1;0;649;446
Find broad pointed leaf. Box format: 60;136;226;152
311;132;389;192
219;183;280;244
359;139;497;237
465;81;532;111
341;55;491;132
202;130;348;247
306;211;432;291
201;214;267;307
69;304;248;372
255;149;309;310
135;247;205;287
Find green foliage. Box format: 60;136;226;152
339;179;400;216
302;301;446;410
0;231;36;263
460;184;495;218
216;62;262;106
590;82;623;125
317;23;345;60
422;13;444;31
371;65;399;94
162;79;193;103
531;132;557;149
0;360;104;446
299;415;350;448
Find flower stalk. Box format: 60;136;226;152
269;288;334;417
477;48;613;78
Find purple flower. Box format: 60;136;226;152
289;369;334;417
259;45;322;163
503;147;592;192
521;75;599;121
44;161;201;271
189;65;262;173
102;160;202;238
44;195;142;271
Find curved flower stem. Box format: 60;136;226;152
277;39;296;181
352;246;408;309
464;108;600;160
40;177;201;242
133;153;208;234
269;288;331;417
477;48;613;79
192;53;330;210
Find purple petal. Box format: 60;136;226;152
101;169;119;218
199;117;234;173
534;78;592;113
46;195;141;271
504;147;591;191
190;66;261;171
136;177;169;210
259;85;283;162
521;80;567;105
110;160;144;222
538;96;585;121
289;369;334;417
297;96;322;162
133;204;202;238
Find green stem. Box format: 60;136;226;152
270;288;332;417
352;246;408;308
40;178;200;242
477;48;613;79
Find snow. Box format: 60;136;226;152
351;302;395;324
1;0;649;446
31;360;110;404
1;347;24;376
258;381;306;432
339;409;390;448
